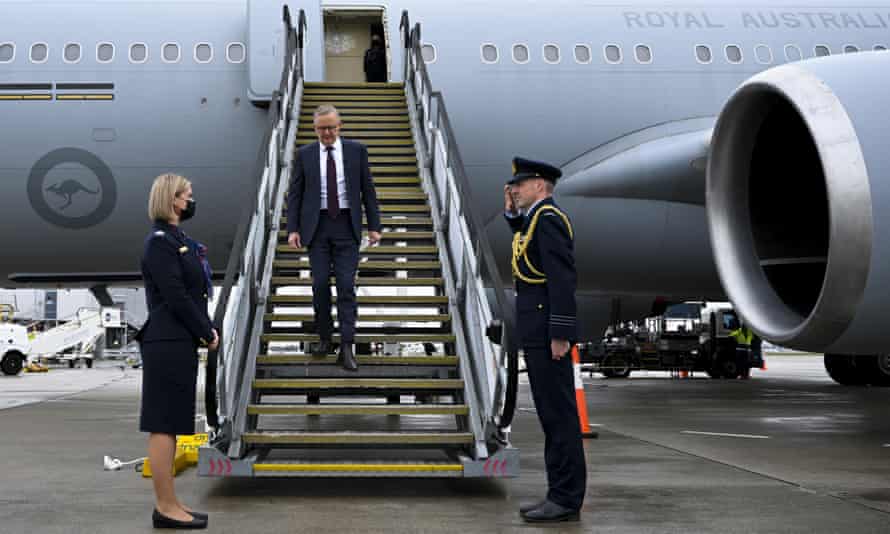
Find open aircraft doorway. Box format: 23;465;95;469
322;7;389;82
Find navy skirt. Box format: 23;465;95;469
139;339;199;436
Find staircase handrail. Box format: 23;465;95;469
400;13;520;438
204;6;305;436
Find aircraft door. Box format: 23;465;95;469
323;8;387;82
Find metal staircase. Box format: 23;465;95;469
199;8;519;479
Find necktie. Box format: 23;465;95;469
326;146;339;219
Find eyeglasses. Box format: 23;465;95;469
315;125;340;132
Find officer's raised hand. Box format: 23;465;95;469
504;184;518;215
551;338;570;360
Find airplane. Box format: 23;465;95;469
1;0;888;383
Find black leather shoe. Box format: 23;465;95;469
520;500;580;523
152;509;208;529
185;510;208;521
519;499;547;514
339;344;358;372
313;340;333;357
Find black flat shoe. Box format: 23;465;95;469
152;509;208;529
313;340;333;357
339;344;358;372
185;510;208;520
520;500;580;523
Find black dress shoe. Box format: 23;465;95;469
519;499;547;514
185;510;208;520
313;340;333;357
520;500;580;523
152;509;208;529
339;344;358;372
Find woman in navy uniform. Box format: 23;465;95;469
140;173;216;530
505;157;586;523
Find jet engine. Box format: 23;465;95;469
707;51;890;384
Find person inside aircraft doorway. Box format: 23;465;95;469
364;34;387;82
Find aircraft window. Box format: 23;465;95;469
875;44;888;51
725;45;742;63
195;43;213;63
64;43;81;63
481;44;498;63
784;44;802;62
162;43;180;63
129;43;148;63
0;43;14;63
512;44;529;64
421;44;436;63
844;44;859;53
695;45;712;64
604;44;621;64
543;44;560;64
815;45;830;57
573;44;591;64
97;42;114;63
634;44;652;64
227;42;246;63
30;43;48;63
754;44;772;64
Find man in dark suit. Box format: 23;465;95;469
287;105;381;371
505;157;586;523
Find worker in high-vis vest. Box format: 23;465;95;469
729;323;756;378
504;156;585;523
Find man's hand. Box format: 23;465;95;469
504;185;517;215
551;338;570;360
288;232;302;249
208;328;220;351
367;230;382;246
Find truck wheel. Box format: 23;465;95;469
706;367;723;379
1;351;25;376
720;358;740;379
824;354;867;385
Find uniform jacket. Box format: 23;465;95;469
140;220;214;345
505;198;577;348
286;139;382;246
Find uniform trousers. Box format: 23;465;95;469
524;345;587;510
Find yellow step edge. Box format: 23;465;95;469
261;334;457;343
243;432;474;445
271;262;442;271
254;463;463;473
247;404;469;416
256;355;458;365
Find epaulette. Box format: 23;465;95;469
151;230;189;254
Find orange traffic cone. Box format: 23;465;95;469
571;346;598;439
680;369;689;379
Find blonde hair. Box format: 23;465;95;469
148;173;191;222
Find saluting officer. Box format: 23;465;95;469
505;157;586;523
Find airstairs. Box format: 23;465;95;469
199;9;519;478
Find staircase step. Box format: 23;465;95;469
276;245;438;255
251;460;463;477
301;113;409;122
298;131;411;139
248;404;468;416
272;260;441;272
265;312;448;322
298;101;406;110
299;121;410;130
269;278;443;288
269;294;448;305
303;88;405;95
302;95;406;103
368;156;417;164
253;378;463;391
243;431;474;446
297;138;413;147
257;354;458;366
277;230;433;241
304;81;404;88
262;334;457;344
281;216;432;227
371;177;421;185
302;108;408;116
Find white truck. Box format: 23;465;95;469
1;307;117;375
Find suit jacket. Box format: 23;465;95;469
140;220;214;345
286;139;382;246
504;198;577;347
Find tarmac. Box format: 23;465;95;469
1;356;888;533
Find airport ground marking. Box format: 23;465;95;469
682;430;771;439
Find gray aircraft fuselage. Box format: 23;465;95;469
1;0;885;337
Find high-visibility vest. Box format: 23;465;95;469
729;327;753;346
511;205;573;284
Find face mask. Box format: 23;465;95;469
180;198;196;221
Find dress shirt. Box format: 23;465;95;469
319;137;350;210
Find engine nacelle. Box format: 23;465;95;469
707;51;890;353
